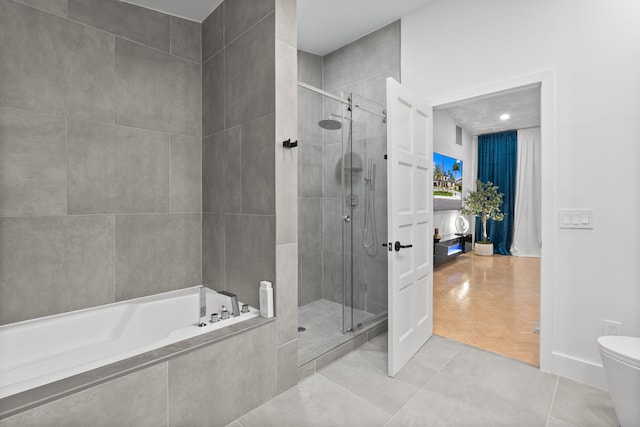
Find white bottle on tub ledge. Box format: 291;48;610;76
259;281;274;318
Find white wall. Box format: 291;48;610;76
433;109;475;237
402;0;640;389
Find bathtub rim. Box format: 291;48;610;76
0;314;275;420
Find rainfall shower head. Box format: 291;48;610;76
318;119;342;130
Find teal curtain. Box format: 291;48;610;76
476;131;517;255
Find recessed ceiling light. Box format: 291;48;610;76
500;113;510;121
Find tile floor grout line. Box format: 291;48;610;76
545;375;560;427
317;370;397;419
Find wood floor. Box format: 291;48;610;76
433;253;540;366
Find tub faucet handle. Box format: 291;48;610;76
220;305;230;320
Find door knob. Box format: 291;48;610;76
394;241;413;252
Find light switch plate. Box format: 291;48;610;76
559;209;594;229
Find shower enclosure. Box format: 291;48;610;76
297;82;388;365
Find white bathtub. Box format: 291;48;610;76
0;286;258;399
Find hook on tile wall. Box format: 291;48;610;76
282;139;298;148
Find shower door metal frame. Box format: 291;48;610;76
344;92;388;333
296;81;389;336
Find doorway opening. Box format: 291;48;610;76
431;82;544;367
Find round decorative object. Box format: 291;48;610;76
455;215;469;234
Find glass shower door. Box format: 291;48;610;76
343;93;389;332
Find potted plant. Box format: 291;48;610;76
460;180;505;256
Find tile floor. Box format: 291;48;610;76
298;299;382;365
232;333;619;427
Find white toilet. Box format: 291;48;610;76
597;336;640;427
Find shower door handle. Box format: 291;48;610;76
394;241;413;252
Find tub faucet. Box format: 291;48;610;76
198;286;207;326
217;290;240;317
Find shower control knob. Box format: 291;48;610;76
343;215;351;223
394;241;413;252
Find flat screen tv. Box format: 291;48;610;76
433;152;463;211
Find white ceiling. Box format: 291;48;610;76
439;85;541;136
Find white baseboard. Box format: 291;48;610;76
551;351;609;391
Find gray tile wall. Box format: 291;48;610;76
0;363;169;427
201;0;299;399
2;0;299;420
318;21;400;309
201;0;279;307
0;0;202;325
168;322;277;427
297;51;324;307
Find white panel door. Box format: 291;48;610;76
386;78;433;377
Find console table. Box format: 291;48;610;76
434;234;473;267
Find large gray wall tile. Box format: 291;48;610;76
298;50;322;87
0;1;114;122
276;243;298;344
202;3;223;62
202;51;225;137
298;198;322;255
297;87;322;142
275;0;296;48
225;13;275;128
224;0;274;44
0;216;114;325
202;128;241;213
68;0;170;52
348;21;400;84
115;213;201;300
115;37;201;137
299;251;322;306
242;114;275;215
170;135;202;213
0;363;167;427
169;322;276;427
202;213;225;290
224;214;275;308
322;46;348;91
298;143;322;198
0;106;66;217
67;119;170;214
14;0;67;17
322;249;343;305
322;143;344;197
277;339;298;393
275;41;298;245
170;16;201;64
